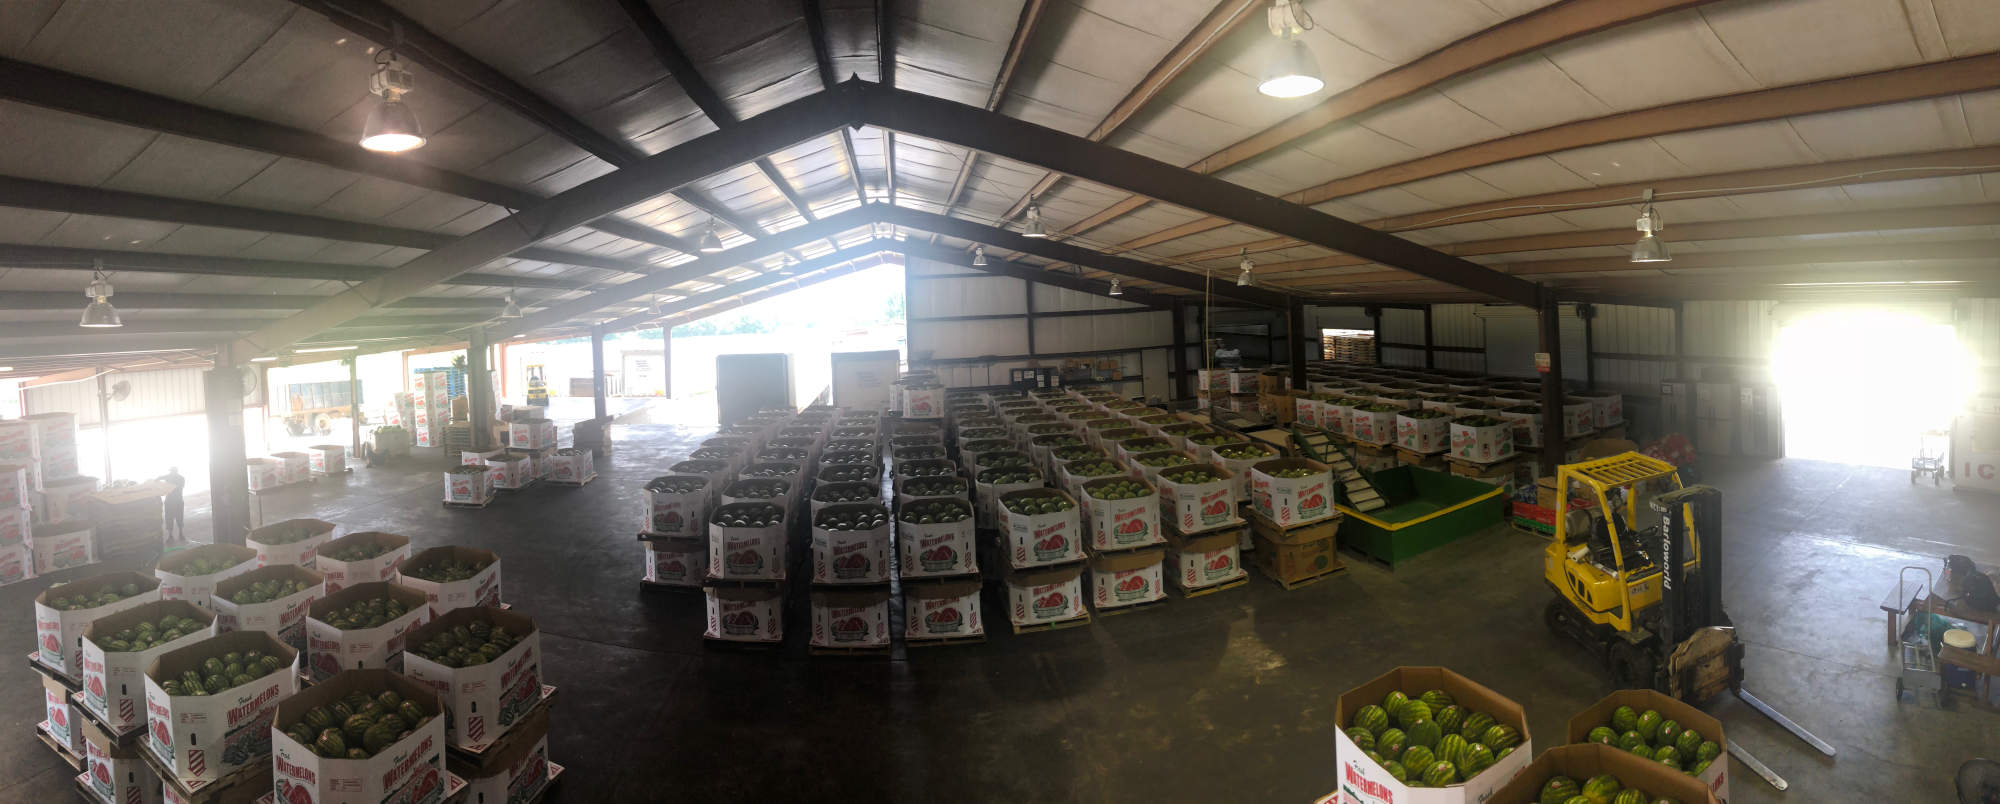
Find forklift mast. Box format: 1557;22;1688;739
1650;484;1724;654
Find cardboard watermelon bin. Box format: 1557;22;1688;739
707;503;786;582
304;582;430;682
79;715;161;804
143;630;299;786
246;518;335;569
1164;528;1244;594
1210;441;1280;502
1088;547;1165;611
316;531;411;594
642;536;707;587
35;570;160;678
1488;743;1718;804
999;488;1086;569
448;700;552;804
809;503;891;585
1249;457;1334;528
1156;465;1241;534
32;521;96;575
157;545;259;611
209;564;323;653
396;546;502;614
1566;689;1730;803
271;669;449;804
976;467;1045;530
897;498;978;579
1081;477;1162;551
1331;666;1532;804
401;606;543;752
44;672;82;754
1003;562;1086;629
80;600;215;734
704;582;784;644
904;579;983;642
809;587;893;650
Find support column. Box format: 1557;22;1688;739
347;357;361;459
203;345;251;546
467;328;493;451
1537;291;1567;476
1370;306;1384;366
1422;306;1436;369
591;324;608;422
1171;300;1189;401
1581;304;1597;391
661;325;673;398
1023;282;1036;356
1287;297;1308;392
96;371;114;482
1673;302;1687;381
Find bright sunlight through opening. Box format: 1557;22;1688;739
1773;308;1974;469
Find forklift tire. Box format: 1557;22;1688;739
1611;640;1657;690
1544;598;1570;639
314;414;333;435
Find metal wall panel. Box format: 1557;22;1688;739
1033;311;1170;354
1430;304;1484;348
1959;299;2000;368
1381;347;1425;367
1031;284;1142;314
911;318;1030;361
1307;306;1371;331
1683;301;1775;359
910;274;1026;317
24;367;205;426
1380;309;1424;343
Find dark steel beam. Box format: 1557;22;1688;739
0;243;591;289
943;0;1050;213
853;83;1539;306
878;0;896;206
804;0;870;206
0;57;696;256
0;291;507;311
0;317;476;339
896;238;1179;309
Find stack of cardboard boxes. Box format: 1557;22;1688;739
0;413;98;584
411;369;453;448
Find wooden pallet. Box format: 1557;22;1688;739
1162;518;1247;539
494;478;538;493
442;492;497;509
543;472;596;488
1175;574;1250;599
1260;561;1346;590
638;579;702;592
1094;598;1168;617
1011;611;1092;635
905;633;987;647
1087;541;1165;558
808;642;893;657
27;651;80;689
1394;447;1447;470
68;692;143;745
446;685;558;763
139;741;272;804
35;723;83;771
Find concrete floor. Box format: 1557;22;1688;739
2;418;1997;802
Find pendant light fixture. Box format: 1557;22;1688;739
1630;189;1671;264
1023;198;1048;238
501;294;522;319
79;260;122;328
972;246;987;266
1258;0;1323;98
360;47;426;153
1108;278;1123;296
1236;248;1255;287
698;219;725;253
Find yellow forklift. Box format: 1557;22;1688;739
1541;452;1834;789
525;364;550;407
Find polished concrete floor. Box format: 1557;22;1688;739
2;418;1997;802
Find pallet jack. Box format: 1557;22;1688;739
1541;453;1836;790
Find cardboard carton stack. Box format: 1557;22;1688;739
411;368;452;448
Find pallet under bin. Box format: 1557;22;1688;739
1335;466;1506;568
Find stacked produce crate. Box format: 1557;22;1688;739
1321;331;1376;364
893;410;984;646
694;408;795;647
410;368;453;448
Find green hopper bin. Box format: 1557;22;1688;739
1336;466;1506;567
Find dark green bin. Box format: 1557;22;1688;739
1337;466;1505;567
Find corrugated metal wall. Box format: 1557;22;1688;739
1430;304;1485;373
23;367;206;426
1379;308;1424;367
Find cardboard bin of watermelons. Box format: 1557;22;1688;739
1487;743;1718;804
1331;666;1532;804
1566;689;1730;802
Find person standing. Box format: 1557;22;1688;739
161;467;185;545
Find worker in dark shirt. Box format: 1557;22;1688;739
161;467;185;545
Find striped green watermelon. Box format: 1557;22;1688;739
1695;740;1720;762
1672;729;1702;757
1434;704;1465;732
1459;711;1495;740
1419;689;1455;709
1656;719;1682;746
1562;798;1591;804
1480;723;1522;752
1365;750;1385;766
1381;759;1407;782
1653;745;1679;764
1345;727;1375;752
1496;745;1514;762
1384;690;1411;715
1627;742;1652;757
1538;776;1580;804
1435;734;1469;768
1581;774;1622;804
1405;718;1441;748
1660;756;1681;771
1376;728;1407;759
1353;704;1390;736
1610;705;1638;733
1587;725;1618;745
1396;699;1433;728
1400;745;1434;772
1461;743;1496;777
1617;730;1647;752
1422;761;1459;788
1636;709;1663;741
1612;792;1647;804
1690;758;1712;776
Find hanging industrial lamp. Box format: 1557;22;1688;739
1258;0;1323;98
1236;248;1255;287
698;220;725;253
360;49;426;152
1108;278;1123;296
972;246;987;266
1023;199;1049;238
500;294;522;319
79;261;122;328
1631;189;1671;264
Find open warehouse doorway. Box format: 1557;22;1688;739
1772;305;1975;469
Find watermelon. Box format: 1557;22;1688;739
1434;704;1465;732
1657;718;1682;745
1496;745;1514;762
1695;740;1721;762
1377;728;1407;759
1563;798;1592;804
1461;742;1496;777
1397;699;1433;728
341;712;376;742
1384;690;1411;714
1400;745;1435;772
1587;725;1618;745
1345;727;1375;752
1653;799;1683;804
1673;728;1703;758
1406;719;1442;748
1627;742;1651;757
1422;761;1459;788
1381;759;1407;782
1435;734;1469;768
1459;711;1495;740
1610;705;1638;734
1617;730;1647;752
1366;751;1385;766
1419;689;1455;709
1480;724;1522;752
1353;704;1390;736
1660;756;1681;771
1690;758;1712;776
1581;774;1622;804
1636;709;1663;741
1653;745;1679;763
1539;776;1580;804
1613;792;1648;804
